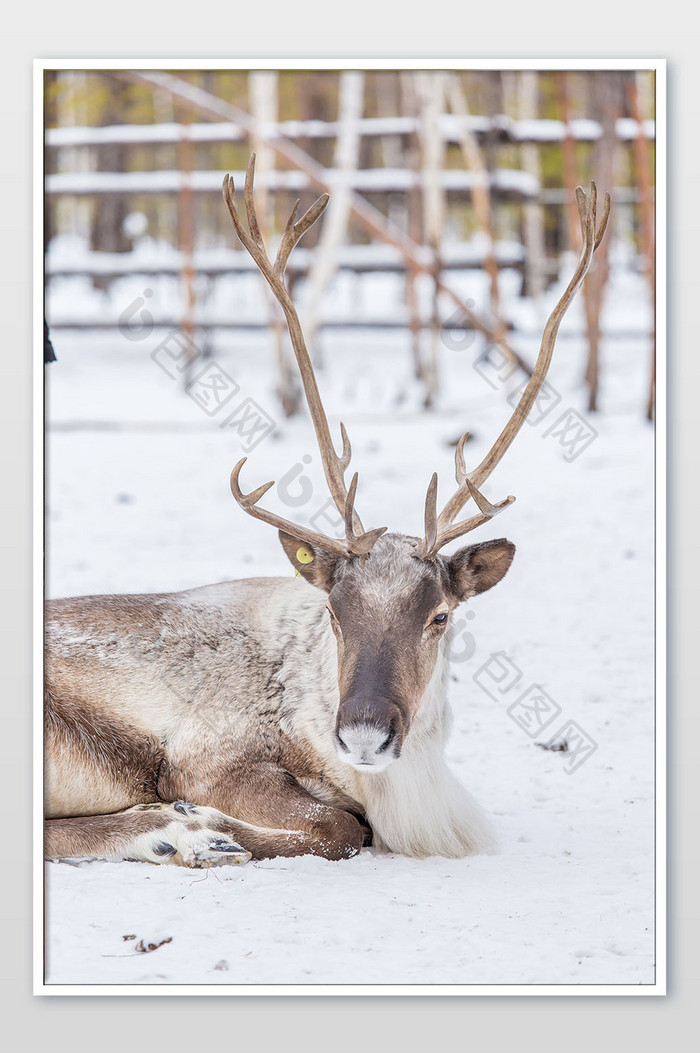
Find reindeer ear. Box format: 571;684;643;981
445;538;516;602
278;532;345;592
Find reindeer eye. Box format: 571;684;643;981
433;613;448;625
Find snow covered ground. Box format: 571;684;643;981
43;259;657;988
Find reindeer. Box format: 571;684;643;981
44;159;609;867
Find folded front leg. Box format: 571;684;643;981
45;802;252;867
161;761;367;861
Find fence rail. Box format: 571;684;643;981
45;166;540;199
46;115;655;149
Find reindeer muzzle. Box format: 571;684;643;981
334;698;405;772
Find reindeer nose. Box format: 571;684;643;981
334;703;403;772
335;725;394;755
376;726;397;753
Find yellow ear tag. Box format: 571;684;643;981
295;546;314;576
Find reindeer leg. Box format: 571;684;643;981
161;762;367;862
45;802;252;868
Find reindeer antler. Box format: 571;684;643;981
223;155;387;560
414;182;611;560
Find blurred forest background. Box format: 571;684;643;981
44;68;656;421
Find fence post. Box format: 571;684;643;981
250;70;301;418
627;71;656;422
301;70;365;364
176;104;196;385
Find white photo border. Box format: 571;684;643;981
33;55;666;997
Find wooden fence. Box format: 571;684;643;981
44;69;656;415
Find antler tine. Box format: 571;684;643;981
223;156;385;561
414;474;439;560
594;191;611;251
243;153;266;252
465;477;514;518
425;495;514;556
416;181;610;560
344;472;389;560
455;430;469;483
343;472;360;541
222;173;259;262
434;430;470;530
338;422;352;471
419;473;513;561
272;198;301;276
274;193;331;278
230;459;350;559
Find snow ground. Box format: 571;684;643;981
43;261;657;988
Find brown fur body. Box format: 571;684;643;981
45;533;514;865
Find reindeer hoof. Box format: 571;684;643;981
178;831;252;868
127;803;252;868
137;825;251;868
173;801;200;816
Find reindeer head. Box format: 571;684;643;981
277;530;514;769
223;156;609;772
